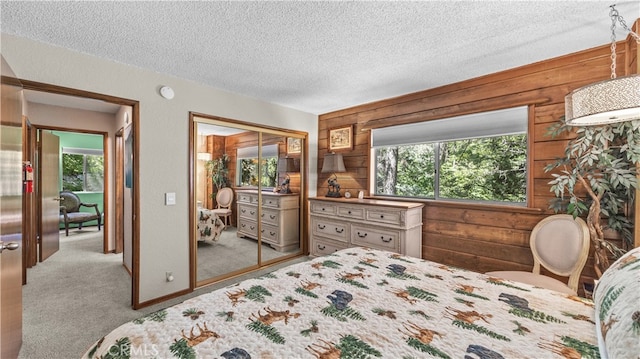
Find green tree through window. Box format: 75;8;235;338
62;152;104;192
375;134;526;204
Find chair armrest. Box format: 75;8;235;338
80;202;101;216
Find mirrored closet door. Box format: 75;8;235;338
191;114;305;288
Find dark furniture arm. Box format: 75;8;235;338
80;202;100;215
80;203;102;230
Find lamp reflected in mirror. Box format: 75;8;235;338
277;157;298;194
321;152;346;197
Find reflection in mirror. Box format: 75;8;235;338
194;122;258;284
258;134;302;264
193;117;305;287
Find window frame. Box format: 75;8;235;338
236;144;279;189
370;107;529;206
61;147;104;193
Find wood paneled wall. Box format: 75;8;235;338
317;27;639;294
204;131;298;226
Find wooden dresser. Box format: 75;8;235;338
236;190;299;252
309;197;424;258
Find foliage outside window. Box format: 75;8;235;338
62;149;104;192
372;107;528;204
237;144;278;188
239;158;278;187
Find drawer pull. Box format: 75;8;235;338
321;207;326;211
335;228;344;234
241;209;246;213
270;215;276;219
348;210;352;214
241;224;246;228
380;214;384;219
381;236;392;243
250;211;255;215
318;224;326;230
250;226;255;230
270;231;276;236
357;232;367;238
318;244;326;250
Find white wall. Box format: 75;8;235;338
1;34;319;304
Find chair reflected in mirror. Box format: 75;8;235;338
211;187;233;229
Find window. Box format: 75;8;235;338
237;144;278;188
62;147;104;192
372;107;528;204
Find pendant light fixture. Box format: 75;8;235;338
565;5;640;126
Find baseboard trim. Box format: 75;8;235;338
135;288;192;310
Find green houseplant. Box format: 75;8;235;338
206;153;230;198
545;118;640;277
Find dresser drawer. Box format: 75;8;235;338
260;208;279;225
237;193;254;203
311;238;348;257
311;217;349;243
310;201;337;216
238;220;258;237
263;197;280;208
351;224;400;251
260;224;279;244
337;206;365;220
238;204;258;220
366;208;402;226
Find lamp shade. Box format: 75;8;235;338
197;152;212;161
321;153;346;173
277;157;297;173
565;75;640;126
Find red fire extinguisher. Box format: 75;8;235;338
23;161;34;193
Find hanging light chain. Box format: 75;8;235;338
614;7;640;41
609;5;640;80
609;5;617;79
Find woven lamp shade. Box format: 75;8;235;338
565;75;640;126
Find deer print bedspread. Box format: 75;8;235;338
84;247;599;359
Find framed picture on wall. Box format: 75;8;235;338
287;137;302;155
328;125;353;151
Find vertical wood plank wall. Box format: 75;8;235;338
317;30;639;293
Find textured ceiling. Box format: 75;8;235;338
2;1;639;115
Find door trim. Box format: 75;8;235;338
34;126;108;253
19;79;141;308
115;127;124;254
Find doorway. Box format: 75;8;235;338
20;80;140;307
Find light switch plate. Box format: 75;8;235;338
165;192;176;205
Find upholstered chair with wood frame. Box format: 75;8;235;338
486;214;590;295
59;190;102;236
211;187;233;229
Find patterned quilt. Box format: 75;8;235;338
84;247;599;359
197;209;224;242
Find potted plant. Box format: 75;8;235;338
206;154;230;199
545;118;640;277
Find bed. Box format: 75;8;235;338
197;208;225;242
84;246;639;359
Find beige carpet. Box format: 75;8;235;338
196;226;299;281
19;229;307;358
